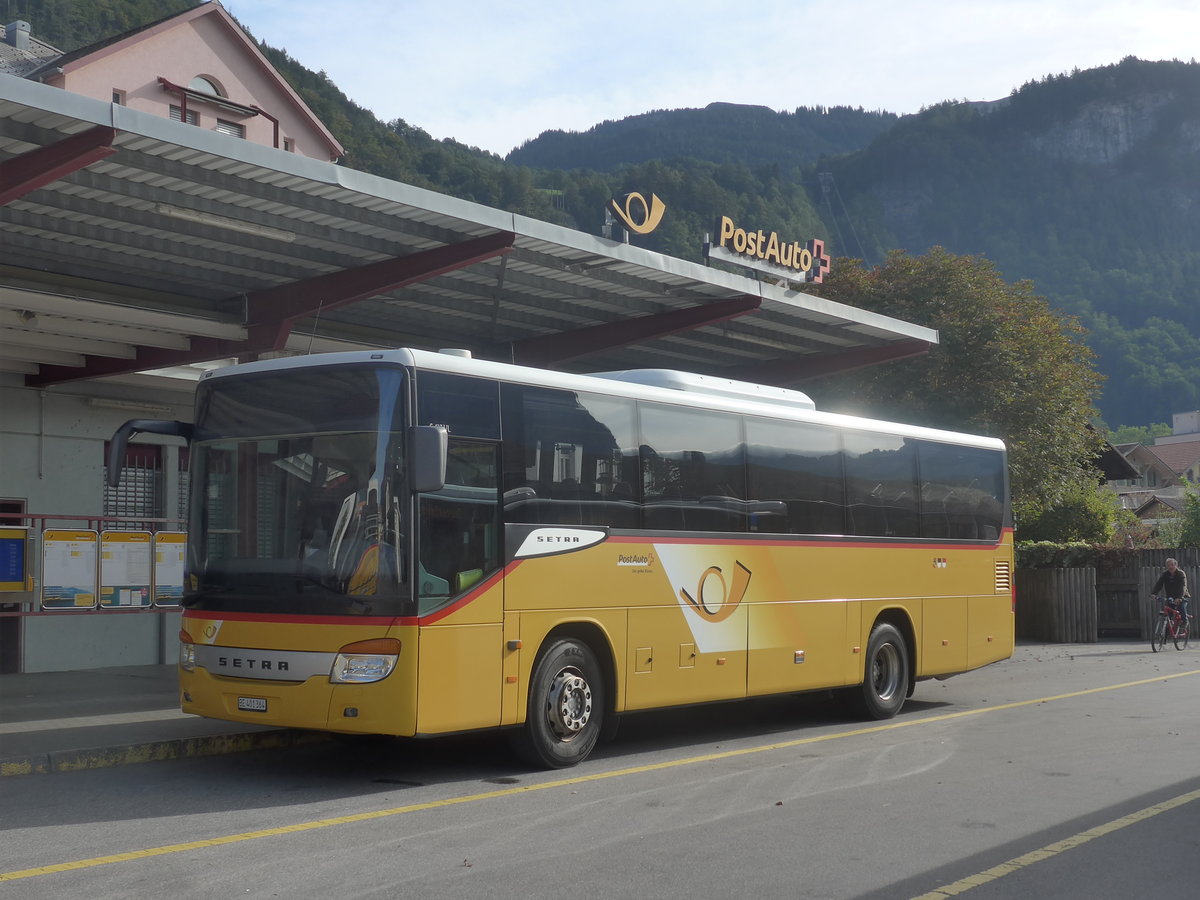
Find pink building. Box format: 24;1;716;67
2;1;342;161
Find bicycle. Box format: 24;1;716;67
1151;597;1190;652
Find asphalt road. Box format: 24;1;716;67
3;641;1199;899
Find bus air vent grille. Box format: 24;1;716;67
994;561;1012;593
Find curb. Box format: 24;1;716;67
0;728;330;777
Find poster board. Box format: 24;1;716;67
99;531;153;608
41;530;99;609
153;532;186;607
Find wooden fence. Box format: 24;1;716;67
1016;568;1097;642
1018;549;1200;642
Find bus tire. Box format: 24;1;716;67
510;638;605;769
856;622;909;720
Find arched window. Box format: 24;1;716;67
188;75;224;97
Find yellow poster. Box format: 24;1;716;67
153;532;187;606
41;529;98;609
99;531;152;608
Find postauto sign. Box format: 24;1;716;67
707;214;831;285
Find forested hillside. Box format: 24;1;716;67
508;102;897;172
819;56;1200;427
0;0;193;49
18;2;1198;426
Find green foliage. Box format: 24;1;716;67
1107;422;1173;445
509;103;898;173
809;249;1104;524
1016;479;1129;543
3;0;194;50
1176;482;1200;548
1016;541;1098;568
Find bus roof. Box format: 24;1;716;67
199;347;1006;452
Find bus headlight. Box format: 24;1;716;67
330;638;400;683
179;630;196;672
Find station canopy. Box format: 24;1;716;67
0;76;937;397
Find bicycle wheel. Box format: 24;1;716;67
1175;618;1190;650
1152;615;1168;652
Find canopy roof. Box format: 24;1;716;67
0;75;937;395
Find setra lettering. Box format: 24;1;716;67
217;656;289;672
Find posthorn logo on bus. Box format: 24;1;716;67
679;560;752;624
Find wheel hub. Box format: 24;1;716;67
872;643;901;701
548;668;592;738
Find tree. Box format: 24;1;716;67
1176;482;1200;548
809;248;1105;529
1106;422;1173;445
1016;476;1131;543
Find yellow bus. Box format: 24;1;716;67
111;348;1013;768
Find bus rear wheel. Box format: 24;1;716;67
856;622;909;719
510;638;605;769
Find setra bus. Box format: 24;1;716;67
110;347;1014;768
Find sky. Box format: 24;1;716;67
225;0;1200;157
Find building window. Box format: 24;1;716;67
0;499;25;526
177;447;190;522
215;119;245;139
170;104;198;126
188;75;223;97
112;89;125;105
104;443;163;522
282;138;294;152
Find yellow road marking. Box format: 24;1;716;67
4;668;1199;883
912;786;1200;898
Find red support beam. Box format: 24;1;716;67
0;126;117;206
247;231;516;350
726;338;933;384
26;337;240;388
510;294;762;368
26;232;517;387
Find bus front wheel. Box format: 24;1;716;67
510;638;605;769
856;622;909;719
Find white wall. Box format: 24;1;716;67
0;375;195;672
22;609;182;672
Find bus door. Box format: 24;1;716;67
415;438;505;733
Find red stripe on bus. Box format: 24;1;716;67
180;609;406;627
418;561;522;624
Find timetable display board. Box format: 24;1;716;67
41;530;99;609
0;527;30;592
153;532;186;607
99;531;153;608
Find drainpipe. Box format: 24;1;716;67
251;105;280;149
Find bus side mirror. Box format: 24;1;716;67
107;419;193;487
410;425;447;493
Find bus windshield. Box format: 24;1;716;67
185;366;409;617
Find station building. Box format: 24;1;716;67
0;2;936;672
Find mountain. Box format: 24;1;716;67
507;102;897;172
819;56;1200;426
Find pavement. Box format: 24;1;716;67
0;664;325;776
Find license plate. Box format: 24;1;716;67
237;697;268;712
